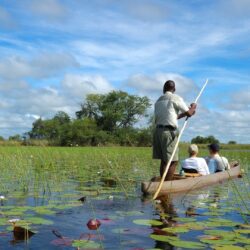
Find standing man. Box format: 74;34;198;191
153;80;197;180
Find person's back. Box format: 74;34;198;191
206;144;230;173
205;157;217;174
182;157;210;175
181;144;210;176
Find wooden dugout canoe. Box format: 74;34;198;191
141;164;242;196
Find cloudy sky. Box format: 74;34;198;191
0;0;249;143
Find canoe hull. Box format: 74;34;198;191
141;165;242;195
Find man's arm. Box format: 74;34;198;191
178;103;197;119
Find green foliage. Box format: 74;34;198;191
76;90;151;132
228;140;237;144
26;91;152;146
9;134;22;141
191;135;220;144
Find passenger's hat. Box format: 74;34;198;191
188;144;199;154
208;143;220;152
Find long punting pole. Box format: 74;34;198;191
152;79;209;200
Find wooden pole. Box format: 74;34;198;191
152;79;209;200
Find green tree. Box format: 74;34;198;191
191;135;219;144
76;91;151;132
9;134;22;141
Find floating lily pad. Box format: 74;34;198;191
182;222;206;230
133;219;163;226
162;227;189;233
207;218;239;226
170;239;206;249
33;207;55;215
24;216;53;225
235;236;250;244
173;217;196;222
72;239;101;248
239;224;250;229
150;234;178;242
200;238;237;245
213;246;246;250
234;229;250;234
204;229;237;239
2;210;24;216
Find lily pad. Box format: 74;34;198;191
235;235;250;244
200;238;237;245
72;239;101;248
213;246;246;250
182;222;206;230
162;227;189;233
173;217;196;222
204;229;237;239
24;216;53;225
207;218;240;226
33;207;56;215
133;219;163;226
169;239;205;249
234;229;250;234
150;234;178;242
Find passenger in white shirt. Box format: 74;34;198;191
181;144;210;176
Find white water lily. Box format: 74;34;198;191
0;195;5;200
154;199;162;204
108;195;114;200
8;218;20;224
210;203;217;208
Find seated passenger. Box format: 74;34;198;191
181;144;210;175
205;143;230;173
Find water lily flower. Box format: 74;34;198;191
154;199;161;204
8;218;20;227
108;195;113;200
87;219;101;230
0;195;5;200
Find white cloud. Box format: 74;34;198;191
62;74;114;98
126;73;198;102
230;89;250;110
0;53;79;80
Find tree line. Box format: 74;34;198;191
1;90;232;146
25;91;153;146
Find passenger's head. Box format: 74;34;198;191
163;80;176;94
188;144;199;156
208;143;220;154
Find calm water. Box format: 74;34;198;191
0;147;249;249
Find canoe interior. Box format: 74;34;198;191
141;165;242;196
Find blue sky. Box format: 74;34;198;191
0;0;249;143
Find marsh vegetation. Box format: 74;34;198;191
0;146;249;249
